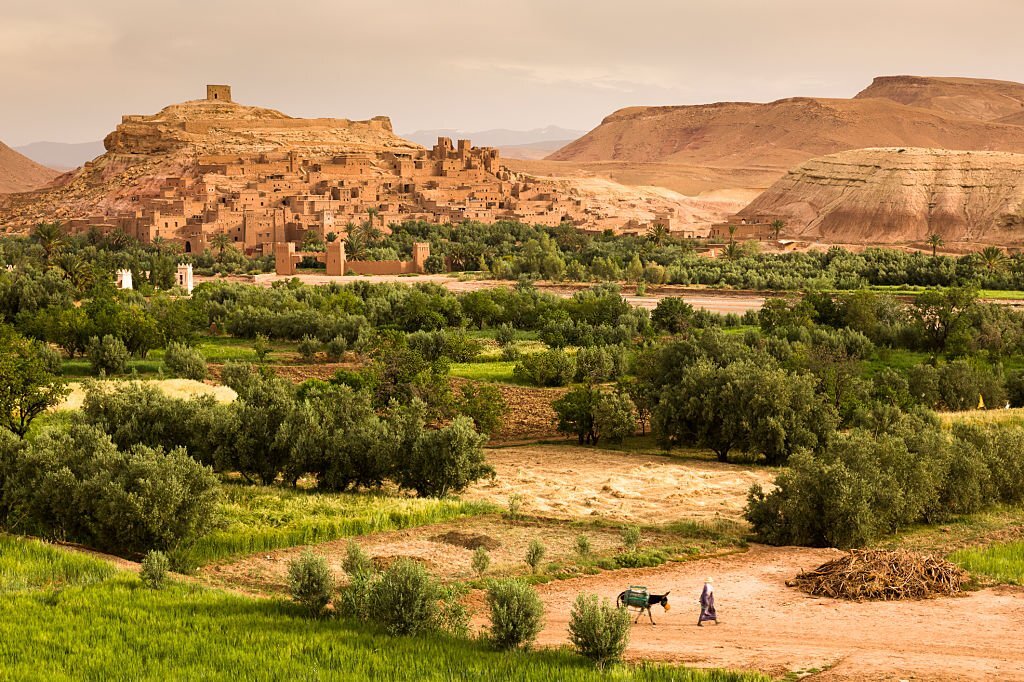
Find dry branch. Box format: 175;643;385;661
789;550;968;601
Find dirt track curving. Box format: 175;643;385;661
532;545;1024;681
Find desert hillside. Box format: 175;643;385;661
739;147;1024;245
547;96;1024;171
0;141;60;194
854;75;1024;121
0;92;732;234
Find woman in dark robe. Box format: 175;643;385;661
698;577;717;626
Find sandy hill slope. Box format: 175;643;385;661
739;147;1024;245
854;75;1024;122
0;141;60;194
547;96;1024;171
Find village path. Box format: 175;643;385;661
532;545;1024;681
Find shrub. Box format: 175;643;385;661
525;539;546;574
611;549;667;569
252;333;271;363
513;349;575;387
507;493;523;520
495;323;516;347
287;550;334;617
424;254;445;274
140;550;170;589
86;335;129;375
0;327;68;438
653;359;836;464
370;558;442;636
745;413;972;548
0;425;220;556
574;346;615;384
487;579;544;650
575;534;592;558
298;335;320;363
621;525;641;551
472;547;491;577
163;342;207;380
568;593;630;668
324;335;348;361
396;416;493;497
553;385;636;446
457;383;506;436
342;540;374;578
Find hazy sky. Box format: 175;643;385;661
3;0;1024;145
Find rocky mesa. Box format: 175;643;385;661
739;147;1024;245
548;94;1024;171
853;75;1024;122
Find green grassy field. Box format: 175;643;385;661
0;535;117;592
61;335;299;377
449;360;520;383
0;536;766;682
950;541;1024;585
184;485;497;566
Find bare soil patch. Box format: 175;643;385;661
199;516;628;594
463;445;774;525
532;544;1024;681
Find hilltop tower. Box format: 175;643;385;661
206;84;232;102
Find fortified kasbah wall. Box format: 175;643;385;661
30;84;638;256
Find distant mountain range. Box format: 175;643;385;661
401;126;585;149
14;140;106;170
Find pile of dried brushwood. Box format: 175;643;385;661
789;550;968;601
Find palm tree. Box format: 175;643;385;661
209;233;232;263
980;245;1007;273
927;233;944;258
727;224;737;246
32;222;65;263
721;241;743;261
55;252;94;293
106;228;133;251
770;219;785;240
646;222;670;246
365;207;381;231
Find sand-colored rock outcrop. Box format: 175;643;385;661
739;147;1024;244
0;88;726;241
854;75;1024;122
0;141;59;194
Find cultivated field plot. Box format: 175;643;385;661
462;445;775;524
532;545;1024;681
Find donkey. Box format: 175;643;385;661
616;590;671;625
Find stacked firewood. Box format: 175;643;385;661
789;550;969;601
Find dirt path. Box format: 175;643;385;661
532;545;1024;681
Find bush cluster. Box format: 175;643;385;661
0;425;220;556
747;414;1024;548
80;372;493;498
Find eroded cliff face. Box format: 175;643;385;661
740;148;1024;244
